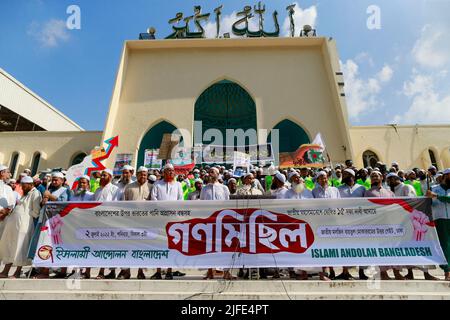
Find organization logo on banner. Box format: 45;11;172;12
166;208;315;256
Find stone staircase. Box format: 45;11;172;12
1;278;449;300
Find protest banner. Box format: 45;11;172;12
32;198;446;268
144;149;162;170
113;153;133;175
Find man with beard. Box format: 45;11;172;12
404;170;423;196
188;179;203;200
427;168;450;281
94;169;119;280
115;165;134;200
386;173;416;197
227;178;238;196
71;176;94;202
285;172;313;199
364;170;405;280
237;173;263;196
150;164;183;280
0;176;41;278
0;165;16;239
338;169;367;280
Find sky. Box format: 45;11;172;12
0;0;449;130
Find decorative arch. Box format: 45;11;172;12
362;150;379;168
267;119;310;153
194;79;257;148
137;120;178;167
70;152;88;166
31;152;41;176
9;152;20;178
428;148;440;170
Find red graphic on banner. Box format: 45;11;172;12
166;208;315;256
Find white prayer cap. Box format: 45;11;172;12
149;175;157;182
193;168;200;173
428;165;437;170
443;168;450;175
370;170;382;177
343;169;355;176
7;179;16;184
52;172;64;179
24;168;31;174
274;171;286;184
289;168;296;172
137;166;148;173
209;167;219;174
194;178;203;184
0;165;8;172
244;172;253;179
386;172;400;179
79;175;90;181
288;171;299;181
228;178;237;184
360;168;368;173
373;168;381;172
316;171;327;179
164;163;174;170
21;176;34;184
392;162;399;166
405;170;414;176
122;165;134;171
102;169;113;177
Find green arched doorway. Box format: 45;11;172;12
137;121;177;167
267;119;310;153
195;80;257;163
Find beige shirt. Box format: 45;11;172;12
124;181;153;201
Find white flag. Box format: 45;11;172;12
312;133;326;150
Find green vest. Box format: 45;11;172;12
304;177;315;191
90;178;100;193
405;180;423;196
265;176;273;192
181;181;190;200
357;178;371;190
331;178;342;188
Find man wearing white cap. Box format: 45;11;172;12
364;171;394;198
188;179;203;200
200;167;230;200
386;173;416;197
114;165;134;201
271;171;289;199
150;163;183;280
150;164;183;202
36;171;71;278
0;165;16;239
312;171;340;199
285;172;313;199
93;169;119;202
237;173;263;196
116;166;151;280
311;171;340;281
94;169;119;280
0;176;41;278
338;169;366;198
427;168;450;281
336;169;366;280
71;176;94;202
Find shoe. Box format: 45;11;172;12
51;272;67;279
104;272;116;279
237;269;245;278
150;272;162;280
64;271;76;279
334;272;354;280
165;272;173;280
172;271;185;277
359;270;368;280
137;272;146;280
117;273;131;280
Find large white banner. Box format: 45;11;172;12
32;198;447;268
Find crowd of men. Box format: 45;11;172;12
0;159;449;281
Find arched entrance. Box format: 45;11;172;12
195;80;257;164
137;121;178;167
267;119;310;153
362;150;379;168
